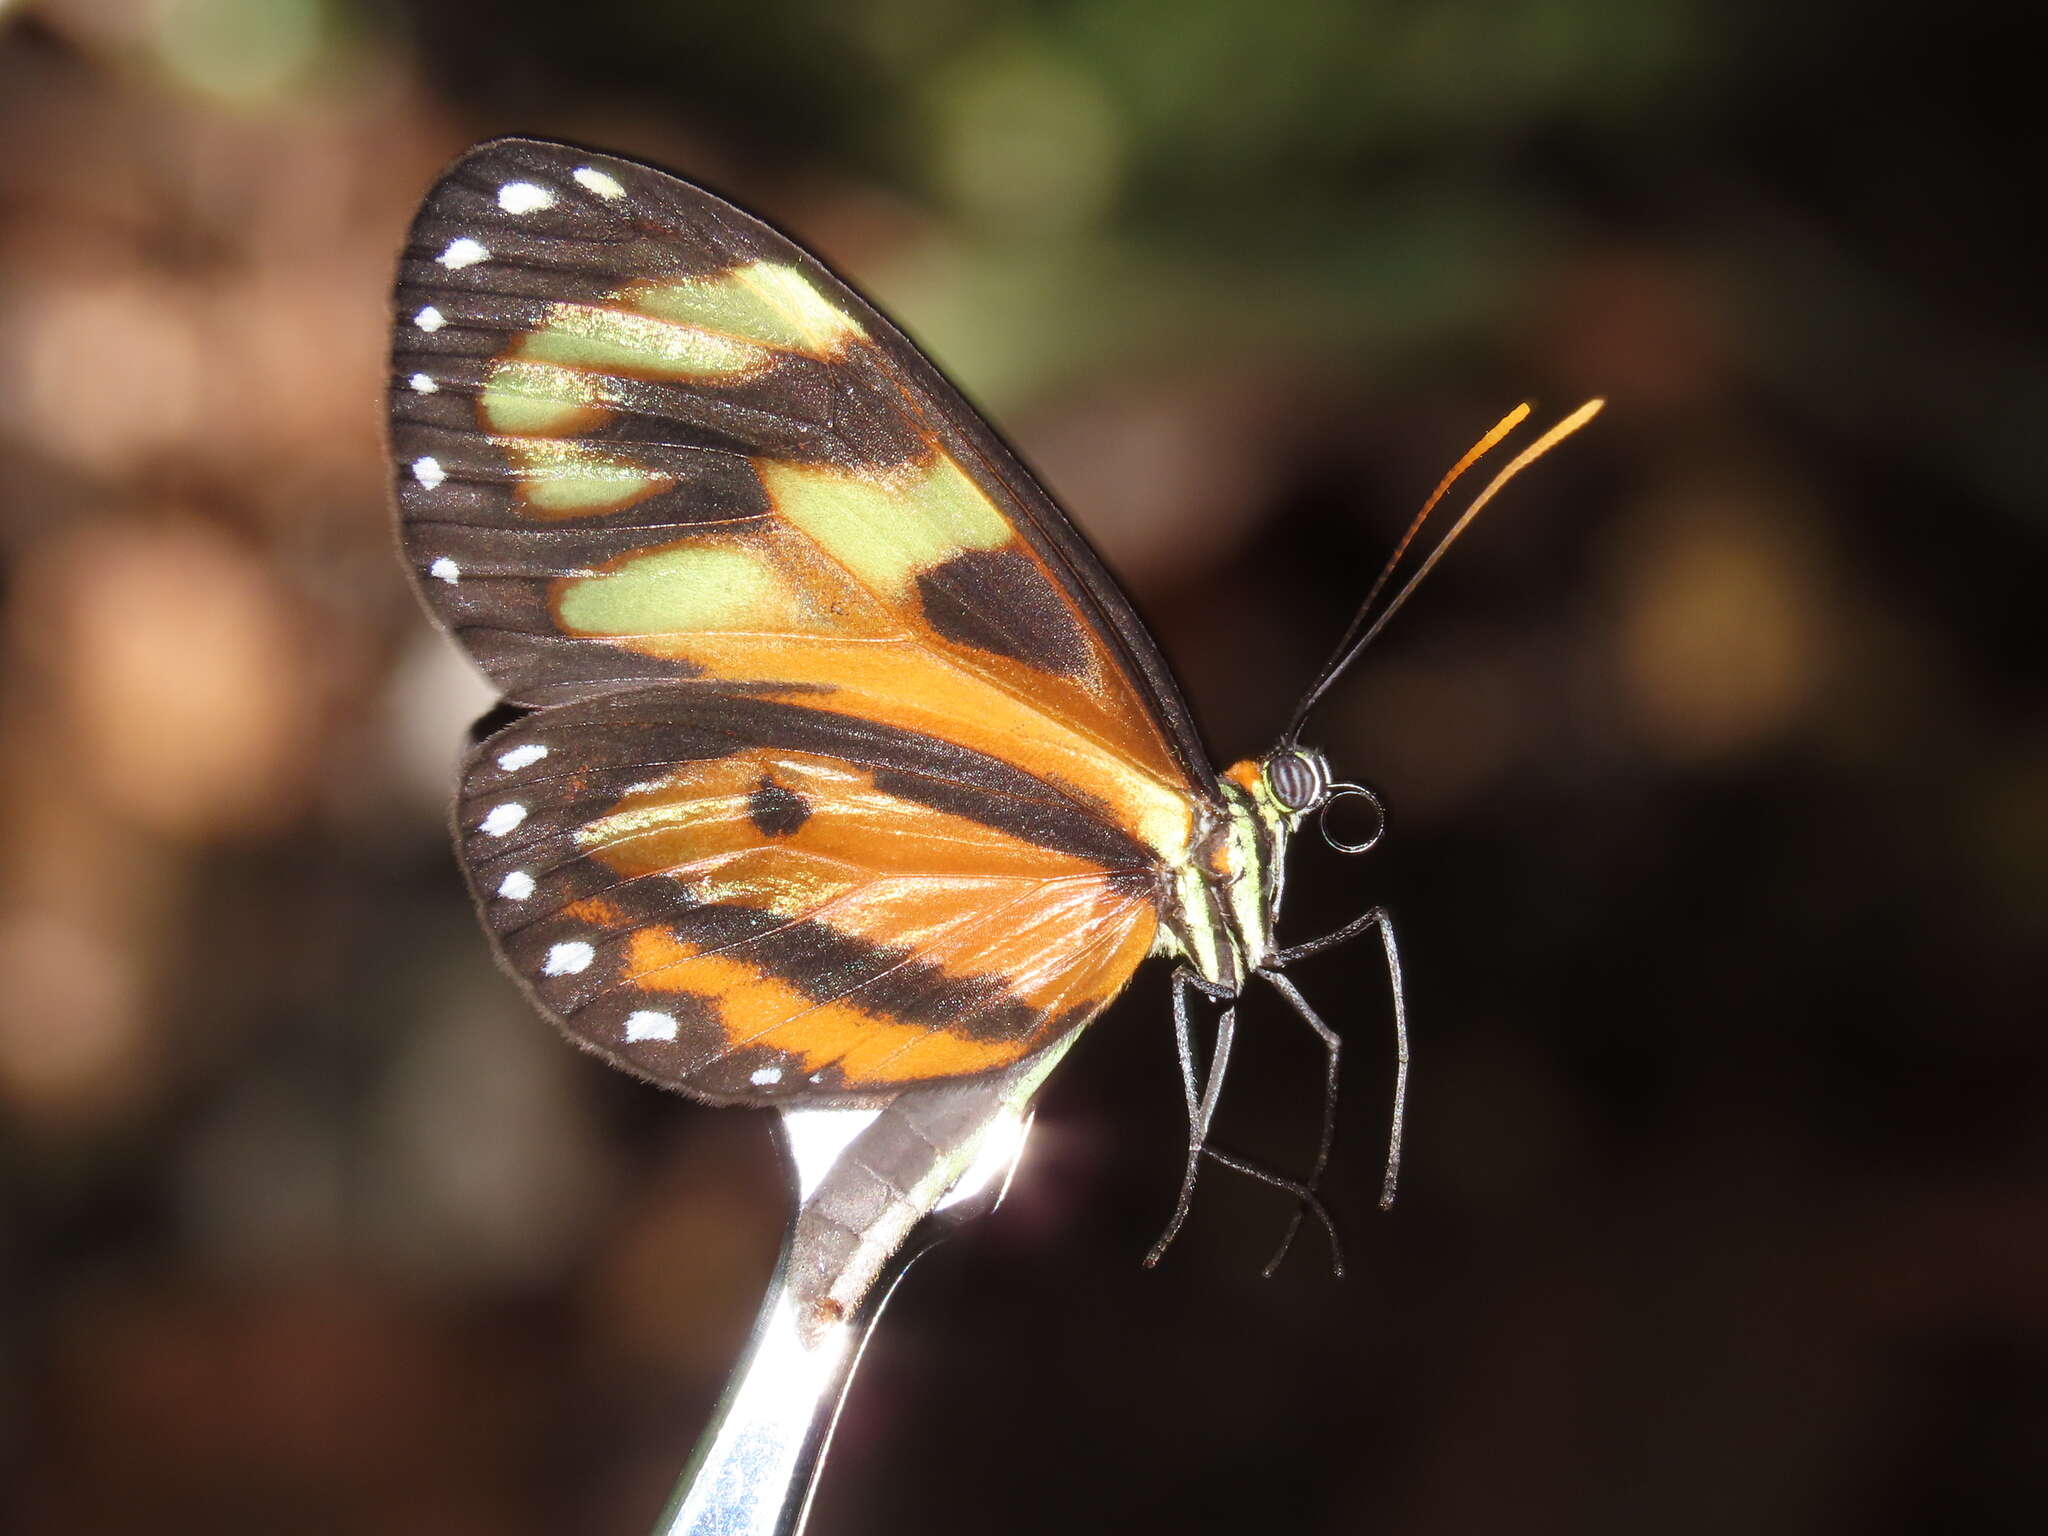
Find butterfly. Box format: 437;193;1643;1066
389;137;1599;1268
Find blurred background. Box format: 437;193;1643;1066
1;0;2042;1530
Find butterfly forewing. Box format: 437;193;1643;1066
392;139;1220;1101
393;142;1205;816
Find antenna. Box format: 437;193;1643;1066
1281;399;1604;743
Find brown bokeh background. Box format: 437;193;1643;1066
2;1;2041;1531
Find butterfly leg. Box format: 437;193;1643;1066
1257;907;1408;1271
1197;1146;1344;1278
1253;970;1345;1276
1170;965;1235;1125
1145;982;1238;1268
1261;970;1344;1194
1273;901;1401;969
1267;905;1406;1208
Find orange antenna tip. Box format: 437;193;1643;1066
1281;398;1604;739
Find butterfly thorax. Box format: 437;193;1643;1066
1160;747;1328;995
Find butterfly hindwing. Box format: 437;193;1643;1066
463;687;1161;1103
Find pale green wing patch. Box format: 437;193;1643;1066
501;261;863;390
513;301;773;378
557;541;831;638
632;260;866;354
762;454;1014;600
480;359;607;436
507;438;666;517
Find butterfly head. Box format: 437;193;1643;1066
1167;745;1351;990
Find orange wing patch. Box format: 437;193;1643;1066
617;884;1154;1088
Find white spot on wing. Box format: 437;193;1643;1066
497;870;536;901
624;1010;679;1043
545;941;595;976
498;181;555;213
411;456;446;489
408;372;438;393
414;305;445;332
573;166;626;200
480;803;526;837
497;743;549;772
750;1066;784;1086
437;237;490;270
429;557;460;584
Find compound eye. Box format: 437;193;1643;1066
1265;749;1326;811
